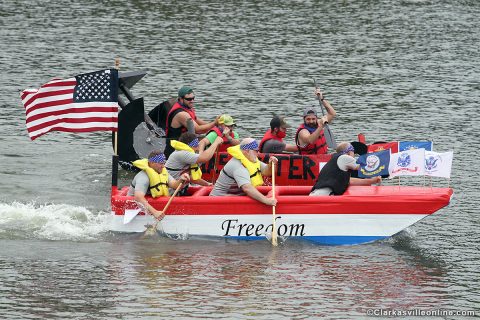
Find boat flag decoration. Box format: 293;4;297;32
389;148;426;178
424;151;453;178
399;141;433;152
367;141;399;154
20;69;119;140
356;149;390;178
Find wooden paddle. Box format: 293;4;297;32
144;182;184;236
211;145;220;184
313;79;337;149
271;161;278;246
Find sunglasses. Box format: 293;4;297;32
183;96;195;101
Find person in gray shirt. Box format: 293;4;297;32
166;132;223;192
128;151;190;220
259;115;298;154
210;138;278;206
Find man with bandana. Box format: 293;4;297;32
310;142;381;196
210;138;278;206
128;151;190;220
259;115;298;154
165;132;223;193
295;88;337;154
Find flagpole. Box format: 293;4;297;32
114;58;120;156
112;58;120;189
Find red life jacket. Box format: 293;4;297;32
165;102;197;136
259;130;283;153
295;124;328;155
208;126;235;153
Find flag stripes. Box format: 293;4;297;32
20;69;118;140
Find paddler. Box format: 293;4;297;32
210;138;278;206
198;114;240;153
165;132;223;194
128;151;190;220
295;88;337;155
310;142;381;196
164;86;221;158
259;115;298;154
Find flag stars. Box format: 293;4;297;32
73;69;116;102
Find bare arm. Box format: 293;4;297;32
316;89;337;124
241;183;277;206
168;173;190;189
261;156;278;176
350;176;382;186
284;143;299;153
225;135;240;146
222;127;240;146
191;178;212;186
134;191;163;217
198;137;210;153
297;120;327;146
196;136;223;163
321;99;336;123
175;112;217;134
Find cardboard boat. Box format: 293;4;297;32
109;184;453;245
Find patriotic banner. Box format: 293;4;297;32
21;69;119;140
367;141;399;154
357;149;390;178
389;148;425;178
425;151;453;178
399;141;433;152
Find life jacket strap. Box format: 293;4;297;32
250;169;261;179
150;182;168;191
166;167;182;171
221;168;234;180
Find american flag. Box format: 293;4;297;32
21;69;119;140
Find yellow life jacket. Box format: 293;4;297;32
132;159;169;198
227;145;264;187
170;140;203;180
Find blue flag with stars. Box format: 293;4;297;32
356;149;390;178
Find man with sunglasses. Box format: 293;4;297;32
259;115;298;154
210;138;278;206
310;142;381;196
198;114;240;153
164;86;220;158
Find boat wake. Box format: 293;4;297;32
0;201;110;241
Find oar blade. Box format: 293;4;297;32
324;124;337;149
143;224;158;237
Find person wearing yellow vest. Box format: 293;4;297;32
165;132;223;193
210;138;278;206
128;151;190;220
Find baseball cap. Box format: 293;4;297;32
270;115;291;130
178;86;194;98
218;114;235;126
303;106;318;117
